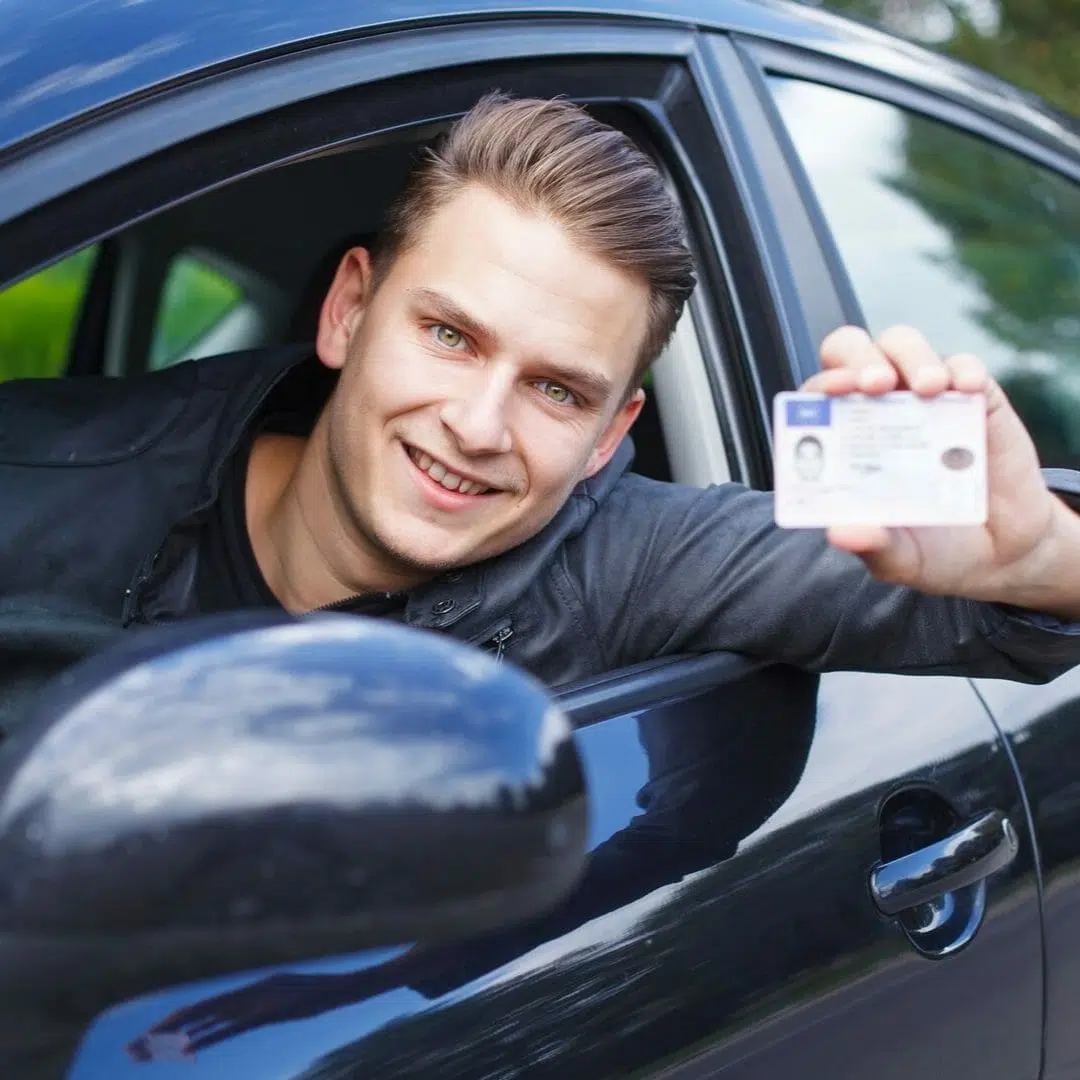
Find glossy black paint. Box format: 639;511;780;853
0;3;1076;1079
973;675;1080;1080
0;612;586;1077
66;670;1041;1080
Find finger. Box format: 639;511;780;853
147;1004;214;1034
803;369;859;395
824;524;891;555
826;526;923;586
876;326;949;396
944;352;989;394
819;326;897;395
126;1037;152;1063
189;1019;264;1053
799;369;860;396
186;1016;229;1038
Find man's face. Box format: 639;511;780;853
313;184;649;579
795;438;824;482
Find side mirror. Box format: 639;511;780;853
0;612;587;1068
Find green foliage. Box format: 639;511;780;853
806;0;1080;461
0;248;98;382
0;249;244;383
883;114;1080;461
946;0;1080;118
815;0;1079;117
886;113;1080;361
149;256;243;369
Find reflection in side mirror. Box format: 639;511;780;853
0;612;587;1074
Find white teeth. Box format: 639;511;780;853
409;446;490;495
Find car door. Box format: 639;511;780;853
67;662;1036;1080
0;14;1047;1080
721;25;1080;1080
977;673;1080;1080
740;33;1080;1080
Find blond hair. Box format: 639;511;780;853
373;93;697;387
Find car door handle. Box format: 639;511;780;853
870;810;1019;917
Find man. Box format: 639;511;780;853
793;435;825;483
3;92;1080;690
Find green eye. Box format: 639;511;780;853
434;325;464;349
538;381;574;405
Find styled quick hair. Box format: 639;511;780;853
373;93;697;388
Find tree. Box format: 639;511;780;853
812;0;1079;117
808;0;1080;464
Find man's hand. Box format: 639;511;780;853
126;969;388;1060
802;325;1080;620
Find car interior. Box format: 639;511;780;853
1;113;733;490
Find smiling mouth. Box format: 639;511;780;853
405;445;497;496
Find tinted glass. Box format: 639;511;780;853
771;78;1080;468
0;246;99;382
149;254;245;370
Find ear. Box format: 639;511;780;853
315;247;374;371
583;388;646;480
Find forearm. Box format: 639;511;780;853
600;482;1080;682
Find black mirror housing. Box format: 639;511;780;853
0;612;587;1036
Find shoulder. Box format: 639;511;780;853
588;472;774;530
0;362;197;466
0;347;304;467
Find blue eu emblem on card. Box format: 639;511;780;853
786;399;831;427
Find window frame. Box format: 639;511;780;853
0;23;791;488
0;20;693;233
745;38;1080;184
738;36;1080;471
0;23;814;717
731;34;1080;384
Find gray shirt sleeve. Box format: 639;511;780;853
575;475;1080;683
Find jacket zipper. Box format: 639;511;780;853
465;622;514;662
485;625;514;663
286;598;513;661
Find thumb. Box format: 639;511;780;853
825;525;920;584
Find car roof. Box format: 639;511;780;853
0;0;1075;161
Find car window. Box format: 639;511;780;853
0;245;99;382
770;78;1080;469
148;252;246;370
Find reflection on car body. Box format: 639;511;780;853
0;1;1077;1079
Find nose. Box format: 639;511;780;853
439;368;514;455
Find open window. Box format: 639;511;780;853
0;95;734;491
0;245;100;381
0;48;751;488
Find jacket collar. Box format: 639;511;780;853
405;436;637;637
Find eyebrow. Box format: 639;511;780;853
408;287;497;351
407;286;617;405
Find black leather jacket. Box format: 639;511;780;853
3;345;1080;688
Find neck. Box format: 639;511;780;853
246;429;428;612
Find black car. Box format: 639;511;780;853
0;1;1079;1078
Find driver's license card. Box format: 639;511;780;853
773;391;987;528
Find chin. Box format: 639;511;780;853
372;524;482;576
